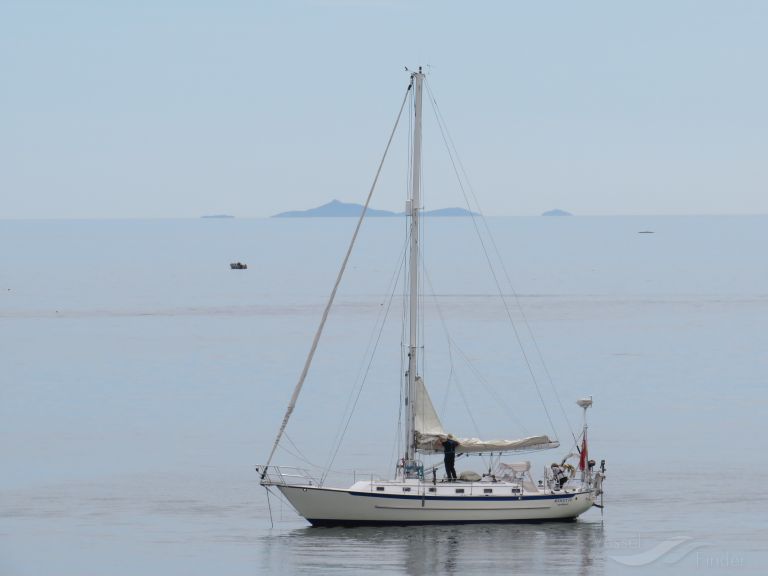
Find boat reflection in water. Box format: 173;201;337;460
261;520;605;575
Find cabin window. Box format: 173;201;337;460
428;487;436;493
376;487;385;492
455;488;465;494
402;487;411;492
483;488;493;494
511;488;521;493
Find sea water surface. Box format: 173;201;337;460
1;216;767;575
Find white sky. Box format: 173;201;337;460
1;0;767;218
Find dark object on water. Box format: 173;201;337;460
230;262;248;270
638;231;654;234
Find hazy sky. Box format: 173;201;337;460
2;0;766;218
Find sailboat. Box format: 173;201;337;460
258;68;605;526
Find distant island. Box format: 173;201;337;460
273;200;478;218
201;214;235;219
541;209;573;216
274;200;396;218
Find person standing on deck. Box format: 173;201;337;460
441;434;460;481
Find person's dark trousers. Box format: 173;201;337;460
445;455;457;480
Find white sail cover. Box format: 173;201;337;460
412;376;560;454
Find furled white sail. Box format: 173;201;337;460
413;376;446;438
412;376;560;454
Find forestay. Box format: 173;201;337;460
412;376;560;454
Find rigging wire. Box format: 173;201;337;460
262;81;412;474
424;79;578;444
265;486;274;528
275;443;315;468
422;262;529;472
422;272;458;419
420;263;480;437
279;432;320;469
448;337;530;435
320;235;409;484
418;247;495;471
421;262;530;434
281;433;394;481
423;78;560;441
391;237;407;473
264;484;298;523
322;236;408;477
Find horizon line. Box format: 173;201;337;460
2;212;768;221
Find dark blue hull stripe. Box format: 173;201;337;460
347;490;577;502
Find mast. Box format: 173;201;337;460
405;68;424;464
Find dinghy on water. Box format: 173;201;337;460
257;68;606;526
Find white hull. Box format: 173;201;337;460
277;482;595;526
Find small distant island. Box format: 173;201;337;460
201;214;235;219
273;200;477;218
541;209;573;216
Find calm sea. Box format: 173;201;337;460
1;216;766;575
